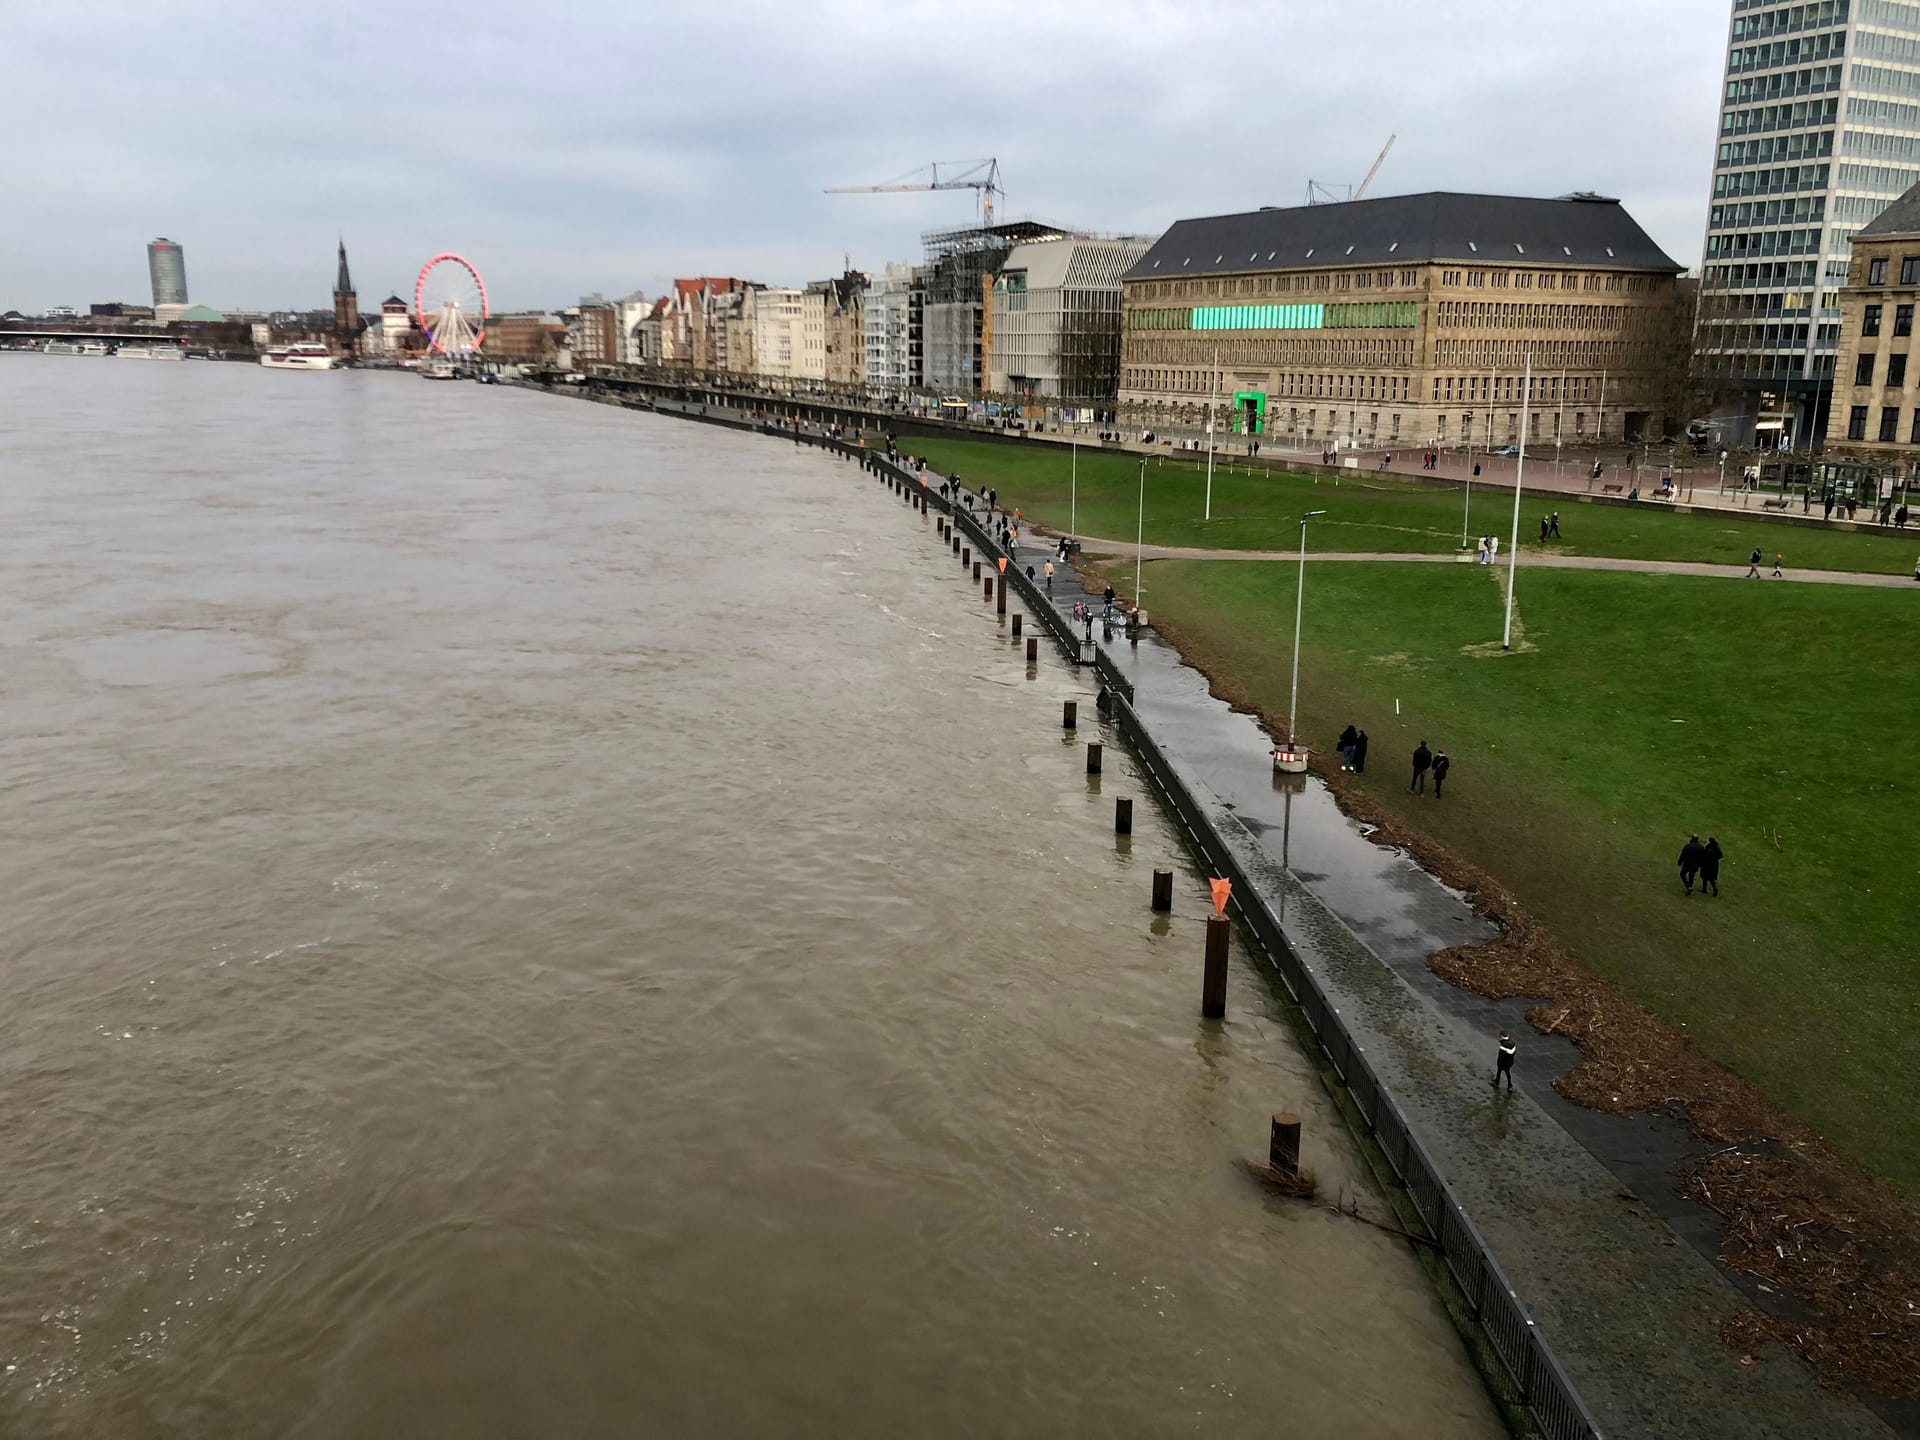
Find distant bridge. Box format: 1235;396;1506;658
1;326;191;344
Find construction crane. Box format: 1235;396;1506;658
826;158;1003;226
1305;133;1396;206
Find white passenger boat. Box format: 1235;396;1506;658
79;341;110;356
118;345;186;360
260;343;335;371
419;358;459;380
44;341;85;356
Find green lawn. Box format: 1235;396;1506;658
902;436;1919;575
1118;558;1920;1191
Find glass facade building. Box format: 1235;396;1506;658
1698;0;1920;445
147;238;188;307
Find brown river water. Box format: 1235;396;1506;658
0;360;1501;1439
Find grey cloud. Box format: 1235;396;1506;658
0;0;1725;313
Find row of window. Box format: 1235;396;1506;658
1133;271;1416;301
1121;370;1413;403
1835;161;1920;191
1863;255;1920;285
1707;226;1824;257
1853;350;1912;385
1704;259;1821;286
1727;31;1847;75
1855;27;1920;66
1718;129;1834;167
1708;195;1827;230
1433;300;1641;331
1845;404;1920;441
1713;162;1828;196
1731;1;1849;33
1433;339;1649;370
1724;63;1842;105
1722;95;1840;136
1860;300;1917;334
1430;373;1603;404
1849;62;1920;101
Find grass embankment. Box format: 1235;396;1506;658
1125;558;1920;1193
904;436;1918;575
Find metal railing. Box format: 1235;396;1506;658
1102;689;1602;1440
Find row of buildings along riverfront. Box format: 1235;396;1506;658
564;197;1690;454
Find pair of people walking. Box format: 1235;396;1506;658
1537;513;1561;541
1335;724;1369;773
1475;534;1500;565
1677;834;1724;895
1409;741;1451;797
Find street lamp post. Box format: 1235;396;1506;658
1277;509;1328;773
1135;454;1146;606
1502;357;1533;652
1070;438;1078;542
1205;348;1218;520
1462;410;1475;548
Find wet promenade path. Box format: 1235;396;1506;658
929;477;1897;1439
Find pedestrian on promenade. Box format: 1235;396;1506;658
1044;559;1055;593
1473;462;1482;479
1881;497;1894;525
1493;1031;1517;1090
1410;740;1433;793
1678;834;1704;895
1103;584;1116;615
1337;723;1358;771
1488;535;1499;562
1823;490;1835;521
1700;837;1724;896
1898;504;1910;528
1746;546;1763;578
1549;512;1561;539
1772;551;1784;578
1476;535;1489;565
1084;614;1095;644
1352;730;1369;773
1432;749;1451;798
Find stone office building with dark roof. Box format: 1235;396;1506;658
1118;191;1686;452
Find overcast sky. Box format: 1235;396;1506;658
1;1;1729;314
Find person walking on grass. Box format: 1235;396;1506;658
1540;515;1551;543
1493;1031;1516;1090
1410;740;1433;793
1746;546;1763;579
1678;833;1704;895
1549;512;1561;539
1352;729;1369;774
1432;748;1451;798
1337;723;1358;771
1700;837;1723;896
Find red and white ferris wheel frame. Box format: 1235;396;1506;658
415;252;489;353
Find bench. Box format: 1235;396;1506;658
1762;497;1791;510
1600;483;1625;495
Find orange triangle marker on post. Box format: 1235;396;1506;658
1209;878;1231;915
997;556;1008;573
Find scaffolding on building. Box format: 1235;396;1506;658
920;218;1071;394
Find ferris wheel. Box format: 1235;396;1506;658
415;253;489;355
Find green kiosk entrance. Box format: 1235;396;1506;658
1231;391;1267;435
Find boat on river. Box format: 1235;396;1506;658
118;345;186;360
260;343;334;371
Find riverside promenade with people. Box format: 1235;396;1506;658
588;382;1900;1440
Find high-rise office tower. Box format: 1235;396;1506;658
148;237;188;307
1696;0;1920;447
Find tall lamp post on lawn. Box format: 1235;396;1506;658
1501;357;1533;652
1134;453;1146;606
1275;509;1328;774
1461;409;1475;549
